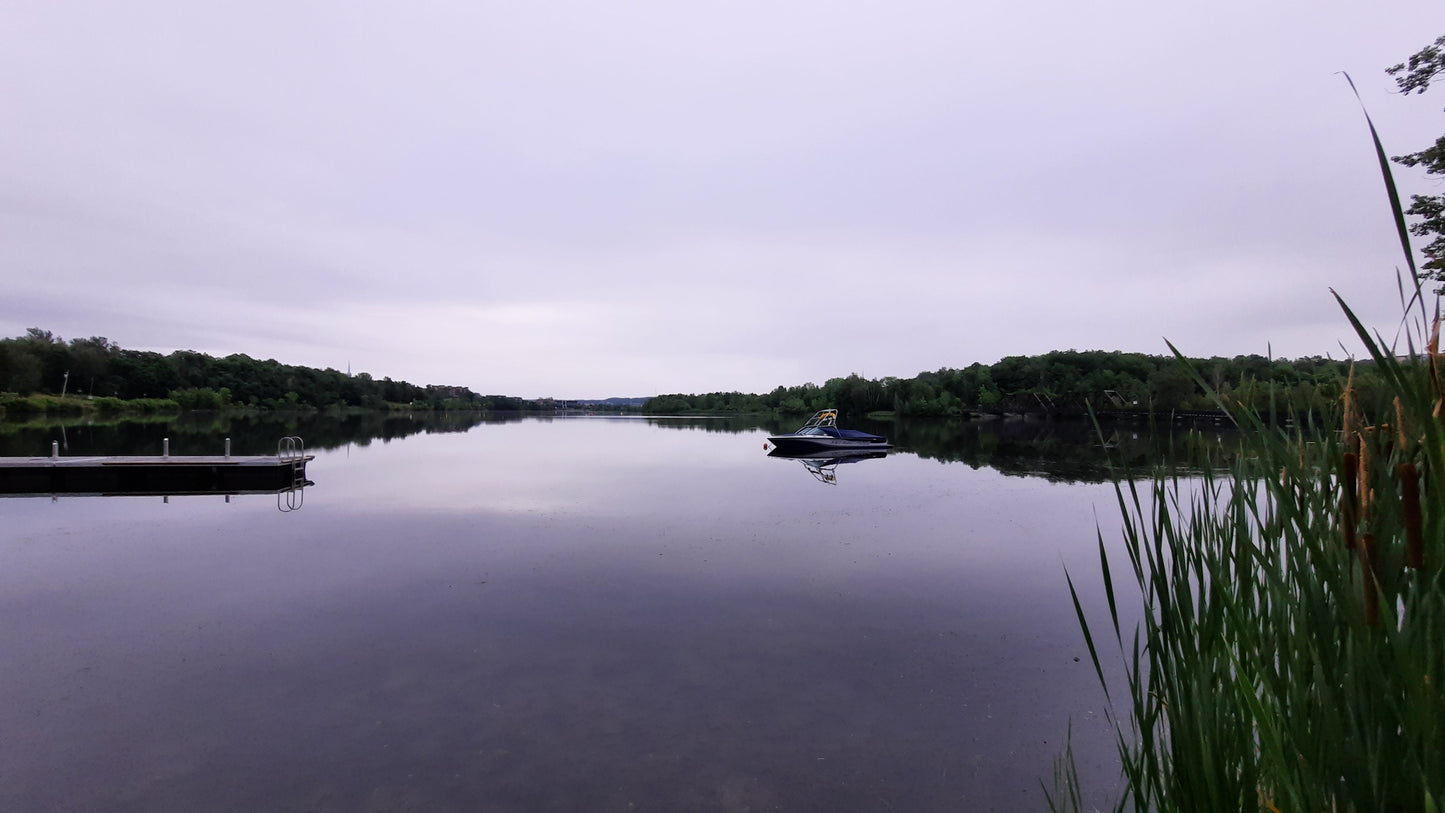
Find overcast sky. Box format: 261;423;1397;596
4;3;1444;398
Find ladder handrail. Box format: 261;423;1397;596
277;436;305;460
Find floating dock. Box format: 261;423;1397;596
0;437;313;495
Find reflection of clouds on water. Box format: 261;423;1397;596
319;418;769;516
3;412;1134;811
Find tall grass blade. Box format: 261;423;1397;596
1065;568;1110;705
1340;71;1420;285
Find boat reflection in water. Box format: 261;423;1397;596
767;447;887;485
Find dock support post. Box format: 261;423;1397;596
224;438;231;458
52;441;59;459
163;438;169;458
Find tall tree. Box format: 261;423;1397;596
1388;34;1445;291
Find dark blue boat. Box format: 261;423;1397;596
766;409;891;453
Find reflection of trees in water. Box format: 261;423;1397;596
651;413;1242;484
643;416;769;433
0;410;511;457
649;414;893;436
4;412;1242;484
892;417;1239;483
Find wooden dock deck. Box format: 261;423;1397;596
0;443;313;495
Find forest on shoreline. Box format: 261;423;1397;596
1;327;1389;422
646;349;1385;419
0;328;545;419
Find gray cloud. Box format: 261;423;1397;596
3;1;1442;397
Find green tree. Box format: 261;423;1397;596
1388;34;1445;290
0;342;42;392
1148;366;1197;411
68;336;117;396
977;383;1001;408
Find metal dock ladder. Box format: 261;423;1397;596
277;436;308;511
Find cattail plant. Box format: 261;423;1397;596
1048;86;1445;812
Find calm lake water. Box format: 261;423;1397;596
0;413;1192;811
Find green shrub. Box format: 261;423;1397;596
128;398;181;414
168;387;232;410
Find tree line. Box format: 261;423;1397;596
0;328;1393;421
0;328;547;413
645;350;1386;419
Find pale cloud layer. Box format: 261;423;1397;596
3;2;1443;397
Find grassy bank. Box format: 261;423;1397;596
1052;317;1443;811
0;393;180;421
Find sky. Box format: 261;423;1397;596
3;2;1444;399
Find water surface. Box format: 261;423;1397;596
1;415;1144;811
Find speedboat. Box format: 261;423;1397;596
766;409;891;453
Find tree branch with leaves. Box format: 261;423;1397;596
1388;34;1445;291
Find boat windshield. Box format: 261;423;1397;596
797;410;839;431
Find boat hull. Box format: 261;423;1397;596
766;435;891;453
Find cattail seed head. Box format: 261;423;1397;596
1429;317;1442;398
1357;443;1372;522
1395;397;1408;450
1342;451;1359;550
1343;368;1357;450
